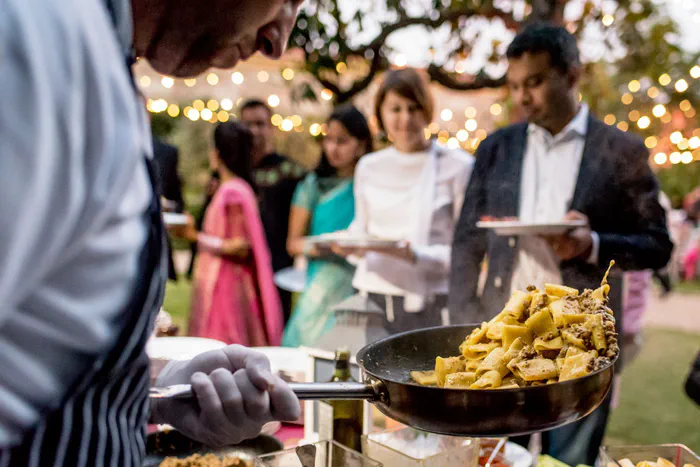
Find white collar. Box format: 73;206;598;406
528;104;589;140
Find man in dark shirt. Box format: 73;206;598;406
152;135;185;281
240;99;306;322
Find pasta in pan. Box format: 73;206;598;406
412;262;619;389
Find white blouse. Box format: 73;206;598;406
349;143;474;307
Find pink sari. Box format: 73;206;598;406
189;179;283;346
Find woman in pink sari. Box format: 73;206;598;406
180;121;283;346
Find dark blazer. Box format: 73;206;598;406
152;136;184;281
152;137;185;213
449;116;673;326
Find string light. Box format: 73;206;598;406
670;152;682;164
628;110;640;122
271;114;283;126
637;116;650;129
682;151;694;164
291;115;303;127
193;100;205;111
267;94;280;108
602;14;614;26
140;76;151;88
221;99;233;111
671;131;683;144
207;100;220;111
187;108;200;121
652;104;666;118
441;109;453;121
257;71;269;83
604;114;616;125
654;152;667;165
465;119;478;131
217;111;230;122
686;108;697;118
465;107;477;118
161;77;174;89
282;68;295;81
394;54;407;67
678;139;689;150
457;129;469;142
659;74;672;86
647;87;660;98
184;78;197;87
336;62;348;74
645;136;657;148
447;138;460;149
476;129;488;140
621;93;633;105
310;123;322;136
207;73;219;85
628;80;641;92
490;103;503;116
680;100;692;112
231;72;244;85
200;109;213;121
428;123;440;134
424;128;431;140
281;119;294;132
661;113;673;124
167;104;180;117
691;65;700;79
617;121;629;131
690;136;700;149
675;79;689;92
321;89;334;101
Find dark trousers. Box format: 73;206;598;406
279;287;293;325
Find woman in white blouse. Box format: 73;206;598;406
335;68;474;335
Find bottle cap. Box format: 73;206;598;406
335;347;351;361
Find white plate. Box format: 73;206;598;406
146;336;227;361
476;220;587;236
505;441;534;467
162;212;188;226
303;232;401;249
274;267;307;293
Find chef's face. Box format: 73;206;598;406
133;0;304;77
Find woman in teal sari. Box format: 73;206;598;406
283;105;373;347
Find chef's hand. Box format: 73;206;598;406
541;211;593;261
151;345;301;448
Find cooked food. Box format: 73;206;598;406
610;458;696;467
158;453;249;467
412;262;619;389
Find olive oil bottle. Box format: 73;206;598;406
319;348;364;452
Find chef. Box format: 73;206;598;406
0;0;302;464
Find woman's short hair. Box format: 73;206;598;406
374;68;434;132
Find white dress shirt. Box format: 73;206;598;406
0;0;150;446
349;143;474;308
511;104;599;292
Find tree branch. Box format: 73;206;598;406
427;64;506;91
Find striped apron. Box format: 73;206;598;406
0;156;167;466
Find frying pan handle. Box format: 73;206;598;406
289;381;384;402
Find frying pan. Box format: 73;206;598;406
151;325;616;437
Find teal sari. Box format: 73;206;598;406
282;173;356;348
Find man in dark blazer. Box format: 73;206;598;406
449;24;673;466
152;135;185;281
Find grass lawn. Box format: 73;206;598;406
676;280;700;295
161;280;700;452
162;279;192;333
606;327;700;452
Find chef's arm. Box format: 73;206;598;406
0;7;138;447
